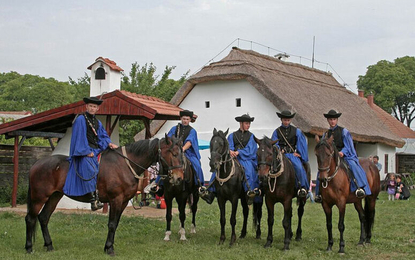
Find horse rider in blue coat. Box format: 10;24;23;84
315;109;371;202
149;109;204;194
271;110;309;198
63;97;118;211
200;113;261;204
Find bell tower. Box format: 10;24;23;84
87;57;123;96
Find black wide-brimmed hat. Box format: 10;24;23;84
277;110;296;119
235;114;255;122
180;109;194;118
83;96;103;105
324;109;342;118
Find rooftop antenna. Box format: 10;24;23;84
312;36;315;68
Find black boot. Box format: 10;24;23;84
200;190;215;204
314;195;322;203
91;191;103;211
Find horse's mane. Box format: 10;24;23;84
126;138;159;158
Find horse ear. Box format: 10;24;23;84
327;134;334;144
254;136;261;145
224;128;229;136
164;133;170;145
315;135;320;143
213;128;218;136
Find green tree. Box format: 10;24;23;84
357;56;415;127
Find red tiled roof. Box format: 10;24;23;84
87;57;124;72
363;97;415;139
0;90;181;136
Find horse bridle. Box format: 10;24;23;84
210;135;235;186
317;141;340;188
157;138;184;178
257;144;284;192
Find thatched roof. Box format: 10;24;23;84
143;47;405;148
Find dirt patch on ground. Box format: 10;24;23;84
0;204;176;219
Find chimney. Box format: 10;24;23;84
274;53;290;61
358;89;364;98
367;92;374;106
87;57;123;97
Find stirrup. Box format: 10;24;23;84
91;200;103;211
297;188;307;198
247;189;260;198
315;195;322;203
198;186;207;195
355;188;366;199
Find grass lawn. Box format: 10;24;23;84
1;191;414;260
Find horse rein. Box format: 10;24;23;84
317;142;340;188
258;145;284;192
211;135;236;186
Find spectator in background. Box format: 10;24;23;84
387;173;396;201
373;155;382;172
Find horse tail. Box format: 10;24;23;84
26;184;38;244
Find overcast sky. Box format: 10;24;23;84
1;0;414;94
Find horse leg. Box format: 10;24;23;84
229;199;239;246
295;197;305;241
365;197;376;244
177;197;187;241
264;199;274;248
337;203;346;254
253;200;263;239
282;198;293;250
322;202;334;251
190;192;199;234
218;198;226;245
38;192;63;251
239;197;249;239
104;199;128;256
354;200;366;245
25;189;48;253
164;196;174;241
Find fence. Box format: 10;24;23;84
0;144;52;187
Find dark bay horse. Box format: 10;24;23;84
255;136;309;250
25;135;183;256
314;135;380;253
209;128;262;246
160;148;200;241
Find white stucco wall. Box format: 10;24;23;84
89;62;121;97
154;79;400;183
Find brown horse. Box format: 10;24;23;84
160;150;200;241
314;135;380;253
255;136;309;250
25;135;183;256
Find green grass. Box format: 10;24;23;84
1;191;414;260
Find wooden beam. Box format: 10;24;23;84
12;137;19;207
143;118;151;139
6;130;65;139
110;115;120;136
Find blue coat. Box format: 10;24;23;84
63;115;111;196
271;126;309;190
228;132;258;192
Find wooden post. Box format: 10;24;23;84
143;118;151;139
102;115;112;213
11;136;19;207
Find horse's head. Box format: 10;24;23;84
209;128;229;172
159;134;184;186
255;136;280;184
314;135;338;182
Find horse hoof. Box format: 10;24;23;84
190;224;196;234
295;237;302;241
105;247;115;257
256;235;261;239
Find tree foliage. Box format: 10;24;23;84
0;63;187;146
357;56;415;127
